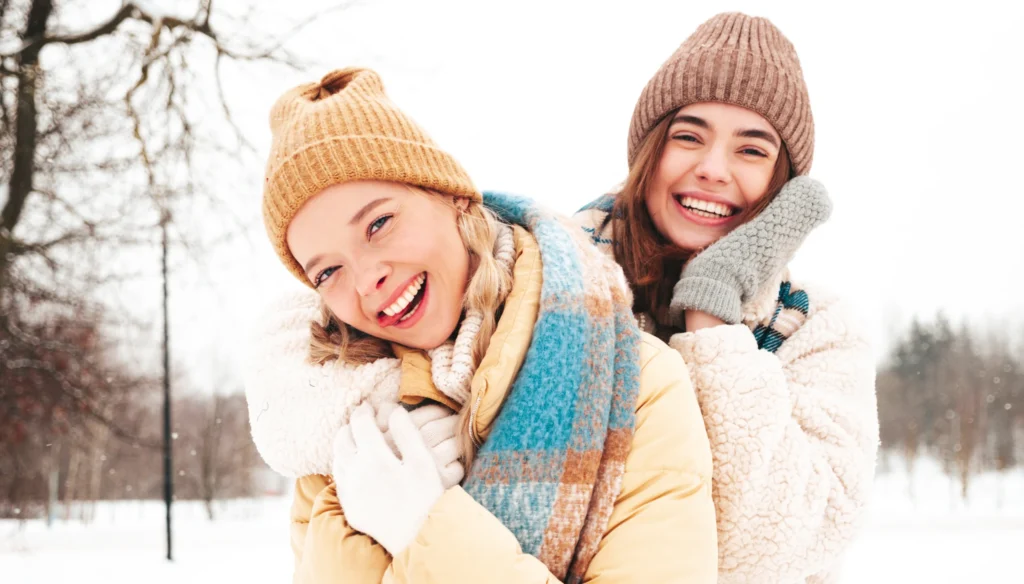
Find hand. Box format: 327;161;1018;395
405;404;465;489
372;402;465;489
670;176;831;325
332;404;445;557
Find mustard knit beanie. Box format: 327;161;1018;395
628;12;814;175
262;67;480;285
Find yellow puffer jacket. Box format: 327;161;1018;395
288;228;717;583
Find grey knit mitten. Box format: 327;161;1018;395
670;176;832;325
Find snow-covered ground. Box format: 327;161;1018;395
841;458;1023;583
2;458;1022;583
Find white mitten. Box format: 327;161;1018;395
332;404;445;557
405;404;465;489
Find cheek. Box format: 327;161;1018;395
738;167;775;205
406;215;468;284
651;148;696;195
436;226;469;285
323;290;363;326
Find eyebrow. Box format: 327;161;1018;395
302;197;393;277
303;253;324;278
671;114;709;129
671;114;780;148
349;197;391;226
736;128;780;148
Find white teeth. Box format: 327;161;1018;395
382;274;425;316
679;196;733;218
398;301;420;322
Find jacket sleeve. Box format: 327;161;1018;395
291;474;392;584
385;337;718;584
668;292;879;582
244;288;403;479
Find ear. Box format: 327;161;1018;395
453;197;470;213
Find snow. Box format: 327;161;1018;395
2;459;1022;583
0;498;294;584
840;459;1024;583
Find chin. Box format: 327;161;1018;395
669;235;711;254
408;321;459;351
667;228;721;253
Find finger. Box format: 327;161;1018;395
439;461;465;489
374;401;397;433
431;435;461;468
350;403;393;458
419;413;458;448
389;407;440;477
407;403;450;429
381;428;399;457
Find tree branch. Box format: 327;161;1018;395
4;358;160;450
212;50;255;154
197;0;213;29
2;316;87;355
223;5;346;63
0;2;211;60
8;226;96;258
0;74;10;138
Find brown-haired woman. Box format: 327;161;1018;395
575;11;879;584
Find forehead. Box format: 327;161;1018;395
285;181;412;258
296;180;410;217
676;102;777;134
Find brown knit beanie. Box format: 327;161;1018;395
262;67;480;285
628;12;814;175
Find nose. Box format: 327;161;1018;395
354;261;390;298
694;146;731;185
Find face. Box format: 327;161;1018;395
645;102;782;252
286;181;470;351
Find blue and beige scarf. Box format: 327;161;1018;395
460;192;642;583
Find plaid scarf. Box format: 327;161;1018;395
751;281;809;353
461;192;642;583
575;196;809;354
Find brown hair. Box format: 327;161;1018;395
612;109;793;334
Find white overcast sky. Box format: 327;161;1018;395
81;0;1024;388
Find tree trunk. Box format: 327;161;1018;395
0;0;53;293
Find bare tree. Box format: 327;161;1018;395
1;0;339;514
878;314;1024;502
0;0;331;407
0;307;152;517
174;391;260;520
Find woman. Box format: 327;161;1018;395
576;12;879;584
245;67;717;583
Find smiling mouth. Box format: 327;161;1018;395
674;194;738;219
377;273;427;327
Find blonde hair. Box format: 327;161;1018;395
307;192;512;464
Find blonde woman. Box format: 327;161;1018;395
245;68;717;583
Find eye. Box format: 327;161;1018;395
314;266;340;289
672;133;701;143
740;147;768;157
367;214;392;238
